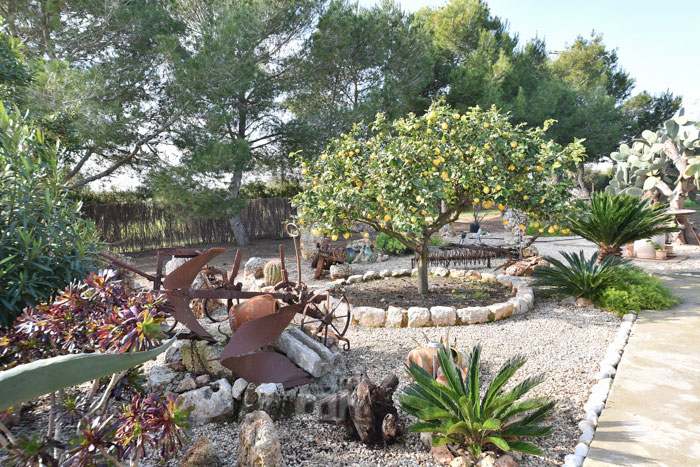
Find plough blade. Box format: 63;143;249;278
163;248;225;290
168;296;216;342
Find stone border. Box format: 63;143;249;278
564;313;637;467
329;267;534;328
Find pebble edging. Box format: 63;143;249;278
329;266;535;327
564;312;637;467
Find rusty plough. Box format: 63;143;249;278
100;223;352;388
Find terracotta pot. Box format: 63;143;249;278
623;243;634;258
407;343;441;378
229;294;280;330
436;367;468;386
655;249;668;260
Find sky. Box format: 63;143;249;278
360;0;700;114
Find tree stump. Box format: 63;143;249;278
318;372;402;444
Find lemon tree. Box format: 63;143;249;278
293;99;585;294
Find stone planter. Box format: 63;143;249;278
655;249;668;260
634;234;666;259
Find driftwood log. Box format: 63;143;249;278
318;372;402;444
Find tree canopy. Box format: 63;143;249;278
293;99;585;293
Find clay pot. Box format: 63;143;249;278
436;367;468;386
634;234;666;259
655;249;668;260
229;294;280;330
407;343;441;378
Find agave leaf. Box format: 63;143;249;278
0;338;175;412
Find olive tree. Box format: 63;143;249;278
293;99;584;294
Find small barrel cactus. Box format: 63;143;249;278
263;260;283;286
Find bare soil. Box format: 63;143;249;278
333;275;514;309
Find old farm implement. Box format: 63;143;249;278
100;223;352;388
411;243;516;269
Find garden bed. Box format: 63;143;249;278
335;275;514;309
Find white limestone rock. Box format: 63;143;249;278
177;379;234;424
386;306;407;328
407;307;430;327
430;306;456;326
352;306;386;327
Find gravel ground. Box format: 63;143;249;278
146;294;619;467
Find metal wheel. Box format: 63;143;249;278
300;293;351;350
202;297;227;323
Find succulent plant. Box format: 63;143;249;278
263;260;283;286
607;111;699;206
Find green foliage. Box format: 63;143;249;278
400;345;554;458
0;103;100;327
565;192;678;258
70;187;153;204
622;90;682;141
584;167;613;194
532;251;628;299
430;235;444;246
0;16;32;106
239;180;302;199
594;268;679;315
375;232;410;255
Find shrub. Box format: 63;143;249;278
0;269;190;465
429;235;444;246
565;192;677;260
595;268;679;316
583;167;613;194
400;344;554;459
532;251;628;299
0;103;100;327
375;232;409;254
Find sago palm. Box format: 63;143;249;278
532;251;628;299
400;345;554;459
566;192;678;260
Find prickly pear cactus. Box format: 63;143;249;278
263;260;283;286
607;111;700;205
607;110;700;244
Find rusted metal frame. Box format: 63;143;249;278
99;252;158;283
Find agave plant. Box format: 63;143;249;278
566;192;678;260
532;251;628;299
400;345;554;459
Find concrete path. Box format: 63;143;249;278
585;274;700;466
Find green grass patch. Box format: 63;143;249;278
685;199;699;209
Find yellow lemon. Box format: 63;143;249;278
540;198;545;204
483;200;493;208
562;228;570;234
487;157;493;162
427;111;436;120
343;232;350;239
321;154;327;161
441;122;448;130
301;162;307;168
364;232;369;238
411;207;417;212
547;227;554;234
301;169;307;175
508;164;515;171
535;166;543;172
433;159;440;166
533;222;539;228
484;143;490;150
523;195;528;200
384;214;391;221
416;195;422;202
434;147;440;154
441;171;449;180
452;289;456;293
370;153;376;159
510;141;518;148
539;228;544;233
355;148;360;154
516;187;522;192
356;181;362;187
483;186;490;194
519;224;525;231
503;220;509;226
421;210;427;215
453;113;460;120
553;225;559;231
473;197;480;205
483;123;489;128
498;203;505;210
377;196;383;202
312;229;320;236
495;185;501;191
331;234;338;241
411;216;417;223
426;128;432;135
